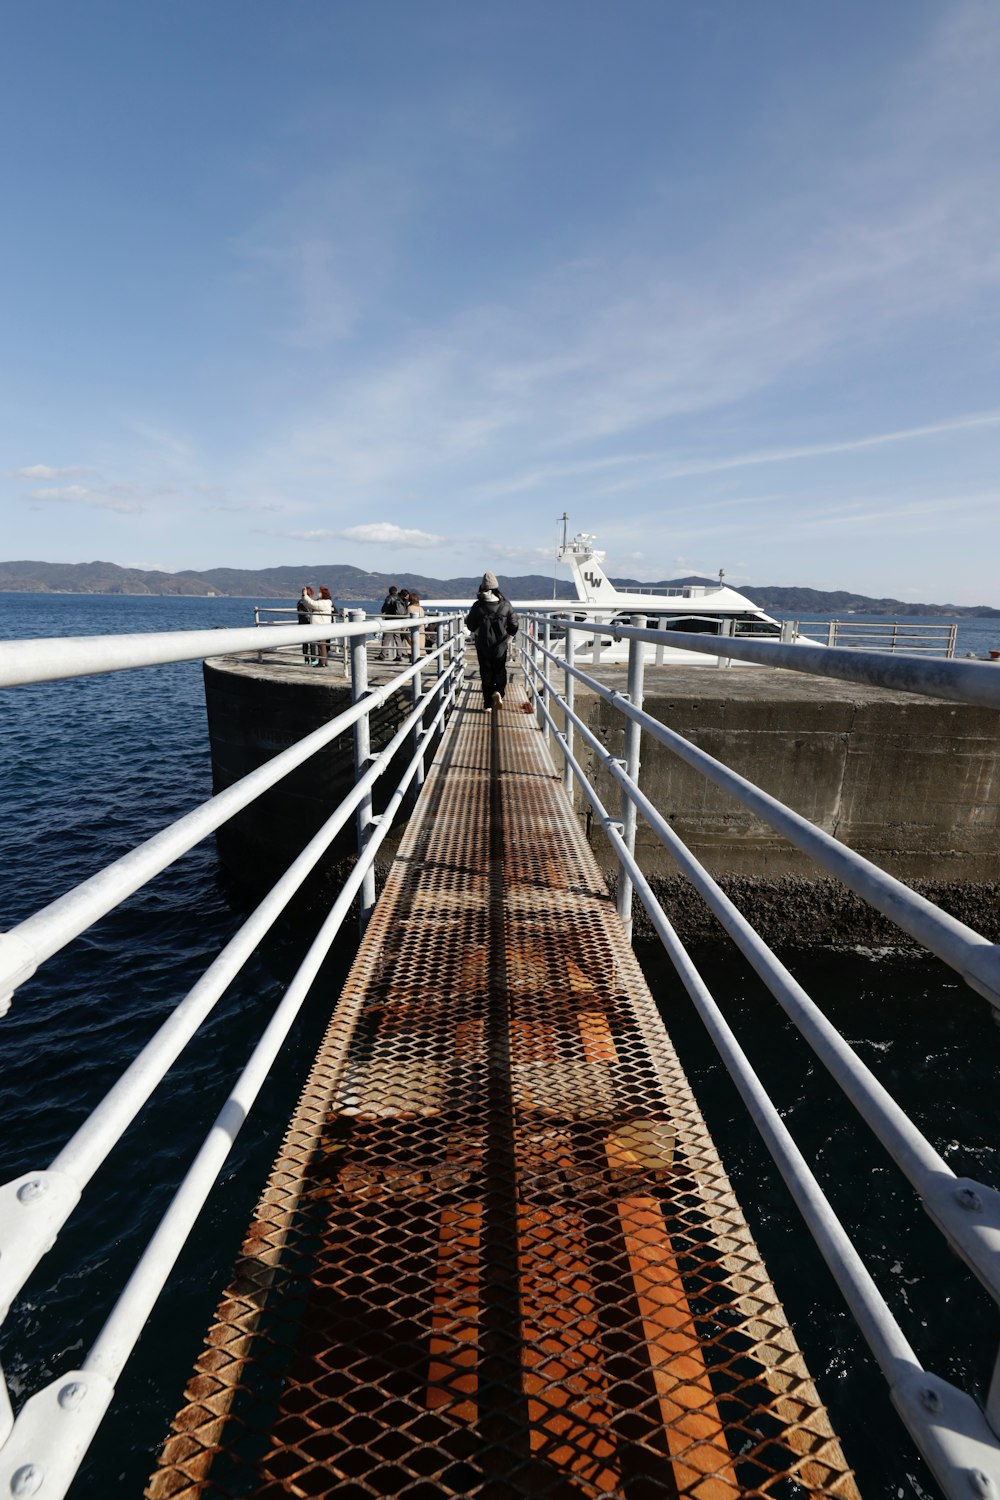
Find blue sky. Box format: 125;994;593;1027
2;1;999;604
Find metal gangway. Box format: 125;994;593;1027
0;611;998;1498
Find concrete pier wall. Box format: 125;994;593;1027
204;655;1000;939
565;665;1000;882
203;654;418;898
555;664;1000;942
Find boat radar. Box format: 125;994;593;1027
556;530;620;606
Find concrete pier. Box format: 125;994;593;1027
563;664;1000;942
204;654;1000;940
203;649;429;898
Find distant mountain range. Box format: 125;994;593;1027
0;557;997;617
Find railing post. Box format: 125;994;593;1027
717;616;734;668
654;615;665;666
827;620;837;648
616;616;645;941
460;613;469;696
450;614;461;697
564;626;576;801
411;618;425;798
349;610;377;933
948;623;957;659
987;1351;1000;1442
541;618;552;743
534;620;545;731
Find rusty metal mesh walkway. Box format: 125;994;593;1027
148;680;860;1499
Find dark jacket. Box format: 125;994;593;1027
465;591;519;657
382;591;406;617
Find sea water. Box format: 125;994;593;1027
0;593;998;1499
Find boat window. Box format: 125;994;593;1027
610;612;779;638
734;615;781;637
612;612;721;635
660;615;722;635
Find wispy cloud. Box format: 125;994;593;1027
11;464;85;480
238;4;1000;531
27;480;174;515
258;521;447;548
30;484;141;514
31;485;92;502
232;162;418;349
338;522;446;548
489;542;562;568
781;486;999;537
649;411;1000;483
472;410;1000;505
254;527;337;542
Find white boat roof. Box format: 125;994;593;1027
424;528;773;621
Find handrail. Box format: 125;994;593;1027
522;610;1000;1498
0;611;465;1493
599;618;1000;709
0;637;451;1012
0;667;457;1324
529;628;1000;1009
0;618;385;690
791;619;959;656
522;678;932;1373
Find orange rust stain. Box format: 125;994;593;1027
618;1195;740;1499
566;958;601;997
454;1017;484;1060
510;1015;560;1065
519;1203;620;1497
426;1204;482;1422
578;1009;618;1063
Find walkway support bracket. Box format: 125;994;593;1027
0;932;38;1017
0;1369;115;1500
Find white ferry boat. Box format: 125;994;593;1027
550;521;782;661
428;516;783;666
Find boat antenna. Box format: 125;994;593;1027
553;511;568;598
718;567;725;587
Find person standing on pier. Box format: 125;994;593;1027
406;589;426;656
314;586;334;667
465;570;518;710
297;585;318;666
379;584;405;661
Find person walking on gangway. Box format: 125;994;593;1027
465;570;518;710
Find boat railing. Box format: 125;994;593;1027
787;618;959;656
0;611;465;1499
521;610;1000;1499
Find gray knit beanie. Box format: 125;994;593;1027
481;570;499;590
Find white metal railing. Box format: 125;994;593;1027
789;618;959;656
0;609;465;1497
522;611;1000;1500
249;606;450;677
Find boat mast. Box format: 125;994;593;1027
554;511;569;598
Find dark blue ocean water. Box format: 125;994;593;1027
0;593;998;1499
